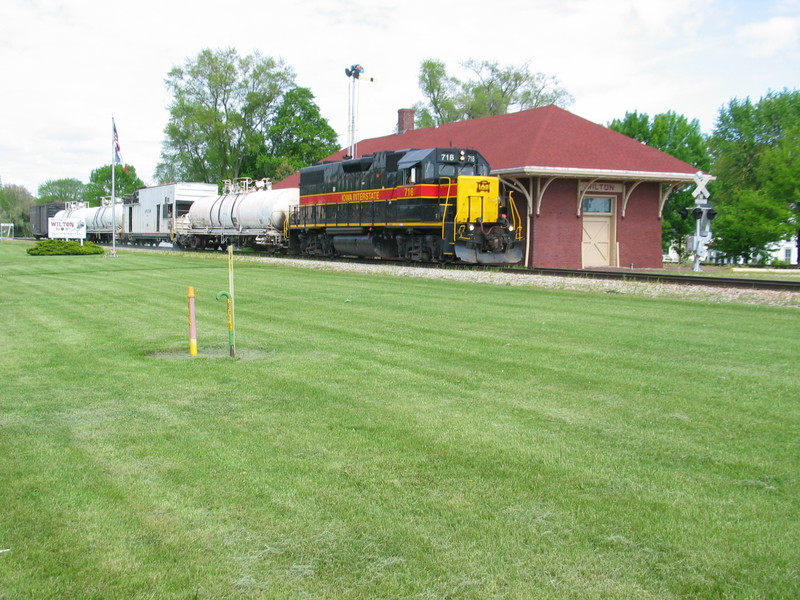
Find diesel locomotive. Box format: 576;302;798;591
288;147;523;264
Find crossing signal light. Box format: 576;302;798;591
680;204;717;222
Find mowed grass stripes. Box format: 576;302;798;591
1;242;798;599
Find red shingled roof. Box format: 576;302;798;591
274;105;699;188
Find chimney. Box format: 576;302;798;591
397;108;415;134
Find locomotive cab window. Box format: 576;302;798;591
410;162;434;183
439;164;456;179
404;162;435;185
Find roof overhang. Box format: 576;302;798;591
494;166;715;220
492;165;702;183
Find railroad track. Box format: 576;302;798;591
500;267;800;292
85;241;800;293
248;254;800;292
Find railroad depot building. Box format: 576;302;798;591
280;105;705;269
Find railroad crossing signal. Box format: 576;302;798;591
682;172;716;272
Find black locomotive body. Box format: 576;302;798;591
287;148;523;264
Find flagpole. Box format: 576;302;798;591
111;116;117;257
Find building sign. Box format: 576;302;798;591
581;182;624;194
49;218;86;240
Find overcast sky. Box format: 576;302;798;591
1;0;798;195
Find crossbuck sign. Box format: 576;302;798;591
692;171;712;200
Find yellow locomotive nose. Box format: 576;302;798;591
455;175;501;225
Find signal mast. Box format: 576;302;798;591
345;64;365;159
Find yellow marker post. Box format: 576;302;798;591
216;246;236;358
187;286;198;356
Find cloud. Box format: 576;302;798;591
738;16;800;57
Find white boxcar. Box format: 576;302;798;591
123;182;219;245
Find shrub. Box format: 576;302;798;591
26;240;105;256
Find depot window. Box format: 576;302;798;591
583;196;612;213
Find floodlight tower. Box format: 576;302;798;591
344;64;364;159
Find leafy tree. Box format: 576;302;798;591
258;87;338;179
84;165;144;206
0;182;35;236
761;123;800;262
415;59;463;127
156;48;335;184
37;178;86;204
609;111;711;257
414;59;573;127
708;189;793;262
709;89;800;263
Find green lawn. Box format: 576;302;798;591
1;241;798;599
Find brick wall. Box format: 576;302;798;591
530;179;583;269
617;182;663;269
521;179;664;269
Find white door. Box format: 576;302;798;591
581;196;615;268
582;216;612;267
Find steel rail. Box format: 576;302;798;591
499;267;800;292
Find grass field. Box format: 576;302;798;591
1;241;798;599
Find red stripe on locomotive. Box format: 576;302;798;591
299;183;457;206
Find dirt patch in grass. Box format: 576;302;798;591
147;347;276;360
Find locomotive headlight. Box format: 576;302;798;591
468;224;475;231
508;225;514;232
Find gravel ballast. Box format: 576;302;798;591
242;256;800;308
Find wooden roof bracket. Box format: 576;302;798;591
576;178;599;217
536;176;557;216
620;181;644;218
501;176;535;216
658;182;683;219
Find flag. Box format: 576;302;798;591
113;119;130;173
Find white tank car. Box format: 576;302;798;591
177;178;299;249
54;200;123;241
